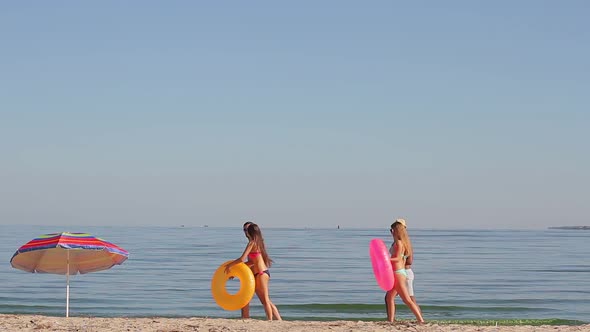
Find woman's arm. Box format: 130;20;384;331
225;241;255;273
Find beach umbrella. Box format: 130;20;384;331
10;232;129;317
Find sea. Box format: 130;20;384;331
1;225;589;325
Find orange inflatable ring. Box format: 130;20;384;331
211;260;255;311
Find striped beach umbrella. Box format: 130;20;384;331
10;232;129;317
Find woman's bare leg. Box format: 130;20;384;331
385;289;397;322
271;302;282;320
410;296;422;315
395;275;424;323
241;303;250;319
255;274;281;321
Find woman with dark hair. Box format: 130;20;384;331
225;223;282;320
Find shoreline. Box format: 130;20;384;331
1;315;589;332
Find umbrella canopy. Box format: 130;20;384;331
10;232;129;317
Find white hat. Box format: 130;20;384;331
395;218;407;228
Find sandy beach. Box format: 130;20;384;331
0;315;588;332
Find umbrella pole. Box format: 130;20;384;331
66;250;70;318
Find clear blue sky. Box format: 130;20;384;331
1;1;588;229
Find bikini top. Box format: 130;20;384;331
248;251;261;259
389;244;409;261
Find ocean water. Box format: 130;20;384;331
0;225;588;325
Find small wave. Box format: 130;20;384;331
278;316;585;326
279;303;538;313
0;304;58;310
280;303;382;313
525;269;590;273
434;319;586;326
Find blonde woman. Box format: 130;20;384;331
384;220;424;323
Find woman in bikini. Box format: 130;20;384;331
384;220;425;323
225;223;282;320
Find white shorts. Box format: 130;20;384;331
406;268;415;297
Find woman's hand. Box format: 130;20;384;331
224;262;233;274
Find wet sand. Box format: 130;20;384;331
1;314;588;332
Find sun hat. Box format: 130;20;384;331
395;218;407;228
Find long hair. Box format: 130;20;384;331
246;223;273;267
390;221;413;258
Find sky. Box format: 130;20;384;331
1;1;588;229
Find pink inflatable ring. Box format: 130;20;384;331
369;238;395;291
